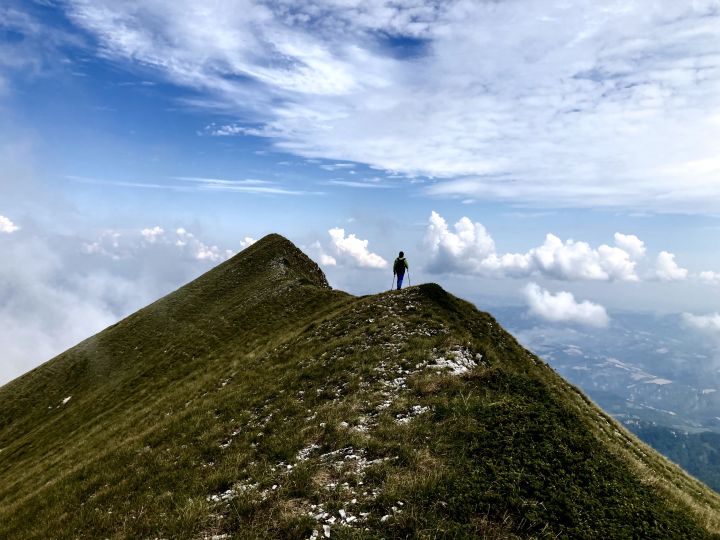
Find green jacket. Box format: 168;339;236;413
393;257;409;275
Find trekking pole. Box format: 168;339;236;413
390;275;395;291
407;270;411;286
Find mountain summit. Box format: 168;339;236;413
1;234;719;539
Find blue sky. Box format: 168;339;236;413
2;0;720;383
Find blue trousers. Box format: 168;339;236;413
396;273;404;290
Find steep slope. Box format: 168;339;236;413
1;234;719;539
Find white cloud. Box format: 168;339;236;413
327;228;387;269
195;246;232;261
141;225;164;242
300;226;385;270
61;0;720;213
683;312;720;335
699;270;720;285
84;227;235;263
169;228;234;262
523;282;610;327
424;211;495;274
424;211;642;281
319;253;338;266
240;236;256;249
306;240;337;267
653;251;688;281
0;224;243;385
0;214;19;233
204;123;252;136
614;233;646;260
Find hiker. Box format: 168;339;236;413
393;251;409;290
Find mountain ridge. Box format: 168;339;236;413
1;234;719;538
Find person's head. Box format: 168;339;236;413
399;251;404;258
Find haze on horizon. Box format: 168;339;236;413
2;0;720;383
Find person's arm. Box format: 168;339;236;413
404;259;409;270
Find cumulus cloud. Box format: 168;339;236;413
140;225;164;242
523;283;610;327
305;229;386;269
59;0;720;212
327;228;387;269
424;211;642;281
0;214;19;233
614;233;646;260
653;251;689;281
424;211;495;274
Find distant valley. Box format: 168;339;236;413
492;306;720;490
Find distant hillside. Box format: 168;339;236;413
1;234;719;539
628;421;720;494
490;306;720;493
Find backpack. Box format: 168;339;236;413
393;257;406;274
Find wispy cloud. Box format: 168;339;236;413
60;0;720;213
0;3;85;90
67;175;317;196
325;180;396;189
202;123;255;136
173;176;272;186
320;163;357;171
67;175;189;191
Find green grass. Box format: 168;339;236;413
1;234;719;539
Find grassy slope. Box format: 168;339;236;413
1;234;719;539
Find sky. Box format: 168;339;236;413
2;0;720;384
